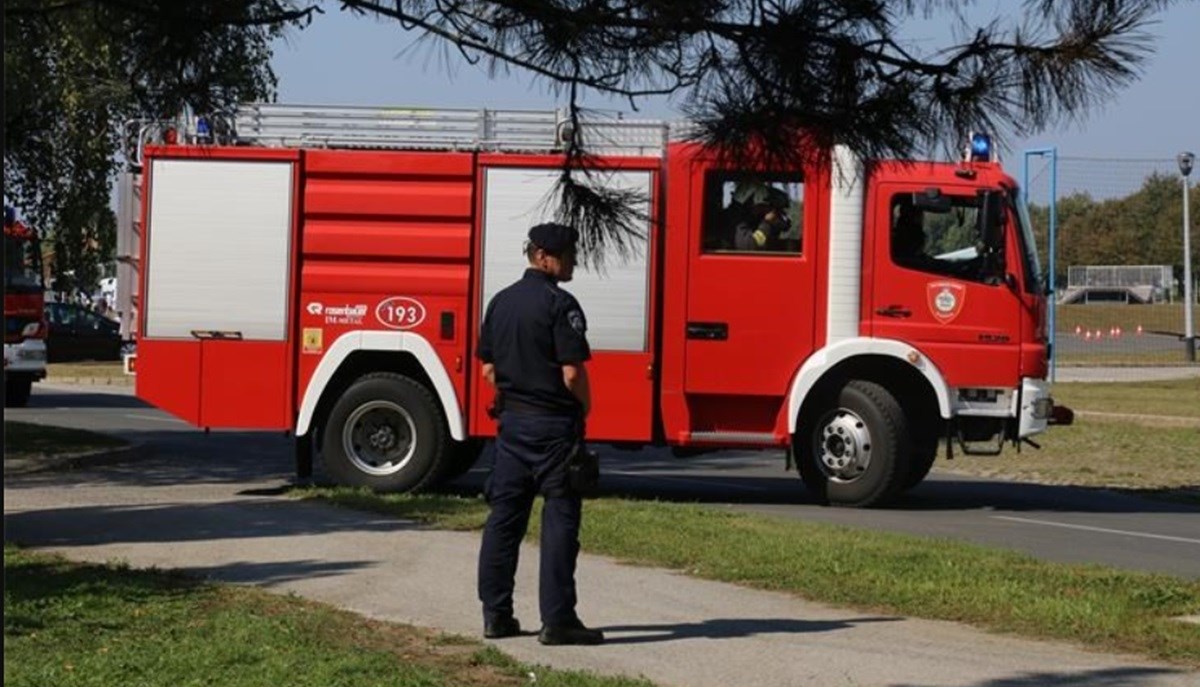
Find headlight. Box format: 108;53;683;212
1033;397;1053;420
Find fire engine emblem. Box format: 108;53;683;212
927;281;965;323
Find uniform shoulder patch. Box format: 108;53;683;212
567;309;586;334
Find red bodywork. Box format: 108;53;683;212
4;219;46;346
134;142;1045;446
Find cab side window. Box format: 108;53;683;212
702;172;803;255
890;193;998;283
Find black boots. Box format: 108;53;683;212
537;621;605;645
483;616;522;639
486;616;605;645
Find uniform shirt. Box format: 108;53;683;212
478;268;591;414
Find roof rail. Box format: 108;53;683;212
233;103;672;157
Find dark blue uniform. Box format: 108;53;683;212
476;266;592;633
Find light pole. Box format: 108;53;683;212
1180;151;1195;362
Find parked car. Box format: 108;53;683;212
44;302;122;362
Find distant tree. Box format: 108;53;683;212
3;1;310;290
1027;174;1199;288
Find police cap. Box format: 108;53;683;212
528;222;579;256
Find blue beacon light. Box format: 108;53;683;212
969;132;992;162
196;116;212;143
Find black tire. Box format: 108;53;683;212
903;414;944;490
905;440;939;490
5;375;33;408
796;380;911;507
320;373;449;493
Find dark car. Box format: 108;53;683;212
45;302;122;362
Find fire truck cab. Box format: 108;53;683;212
121;104;1066;507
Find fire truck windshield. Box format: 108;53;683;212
4;234;44;293
1008;189;1044;294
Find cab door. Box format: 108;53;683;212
868;184;1021;387
680;157;821;439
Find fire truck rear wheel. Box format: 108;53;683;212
321;373;449;493
797;380;911;507
5;374;33;408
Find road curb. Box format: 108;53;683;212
4;441;153;476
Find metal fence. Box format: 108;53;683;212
1062;265;1172;304
1023;154;1199;381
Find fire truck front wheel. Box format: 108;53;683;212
321;373;449;493
797;380;912;507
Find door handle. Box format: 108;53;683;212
686;322;728;340
875;305;912;318
190;330;244;340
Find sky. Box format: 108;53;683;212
269;2;1199;165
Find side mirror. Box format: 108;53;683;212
978;191;1005;250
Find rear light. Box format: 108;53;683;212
21;320;47;339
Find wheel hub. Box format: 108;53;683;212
817;409;872;482
368;425;397;451
343;401;417;476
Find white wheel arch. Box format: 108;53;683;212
296;330;465;441
787;338;952;434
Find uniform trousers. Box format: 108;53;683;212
477;411;582;628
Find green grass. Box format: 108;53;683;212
4;421;126;460
294;487;1200;667
48;361;132;384
936;418;1200;502
934;379;1199;501
3;545;653;687
1052;378;1200;420
1057;303;1188;335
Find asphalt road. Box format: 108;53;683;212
9;382;1200;580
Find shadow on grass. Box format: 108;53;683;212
890;666;1190;687
599;615;900;645
3;499;428;549
3;552;200;638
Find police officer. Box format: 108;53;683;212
476;222;604;646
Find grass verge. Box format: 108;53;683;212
47;361;131;385
4;421;126;460
1051;378;1200;420
935;418;1200;502
1057;303;1187;334
939;379;1199;503
293;487;1200;667
3;544;652;687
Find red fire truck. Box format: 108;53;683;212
4;206;48;407
120;104;1070;507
